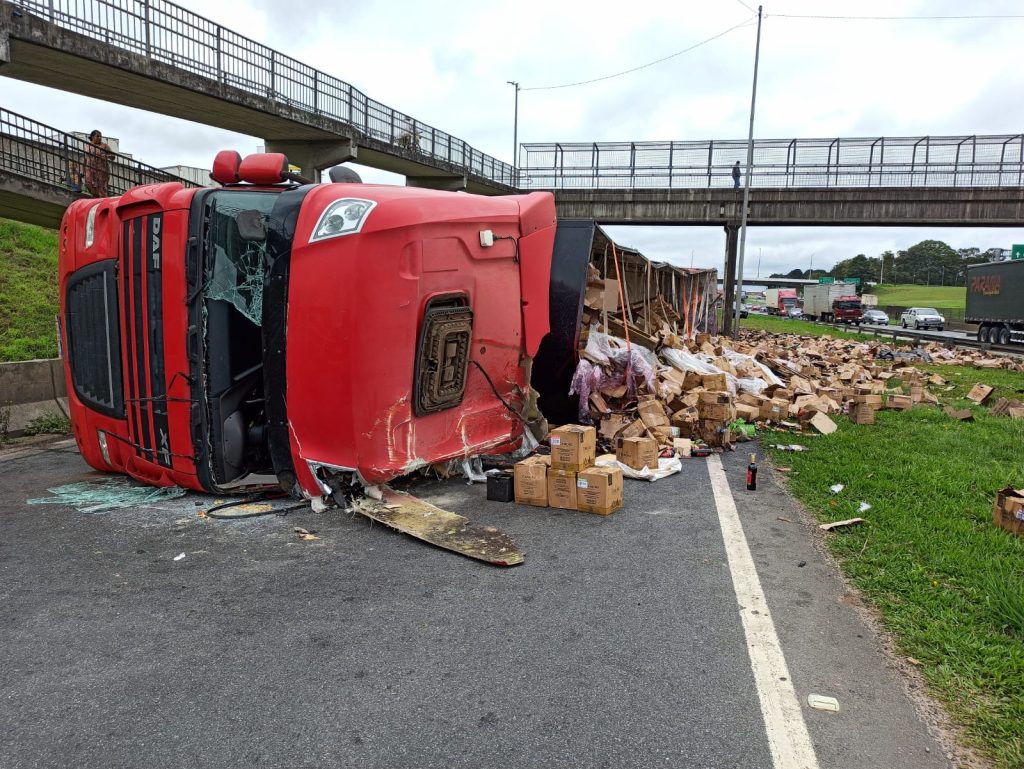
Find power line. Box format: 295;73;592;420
521;16;756;92
735;0;756;12
769;12;1024;20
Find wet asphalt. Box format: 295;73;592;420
0;440;950;769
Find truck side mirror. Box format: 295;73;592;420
236;209;267;242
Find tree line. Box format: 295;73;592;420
770;240;1008;286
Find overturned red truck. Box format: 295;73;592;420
59;151;558;499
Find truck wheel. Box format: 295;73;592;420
977;325;988;342
987;326;999;344
999;327;1011;345
901;320;907;328
914;321;920;330
937;326;944;332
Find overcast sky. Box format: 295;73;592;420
6;0;1024;276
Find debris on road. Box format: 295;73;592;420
354;488;525;566
819;518;865;531
26;478;188;514
173;553;186;562
807;694;841;712
830;483;845;494
858;502;872;513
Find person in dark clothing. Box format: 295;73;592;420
732;161;741;189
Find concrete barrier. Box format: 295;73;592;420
0;358;69;437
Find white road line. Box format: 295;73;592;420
706;454;820;769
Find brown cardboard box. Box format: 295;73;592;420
673;438;692;458
599;415;626;440
698;392;736;423
549;425;597;471
547;468;579;510
638;399;670;428
702;373;729;392
849;403;876;425
576;466;624;515
617;436;659;471
966;383;994;404
698;420;732;448
852;393;883;406
909;384;924;403
994;487;1024;537
514;455;550;507
944;406;974;421
760;398;789;421
809;411;838;434
886;394;914;410
735;403;761;423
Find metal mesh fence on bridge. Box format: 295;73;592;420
13;0;515;187
519;136;1024;190
1;107;196;196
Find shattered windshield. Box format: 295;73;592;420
204;191;278;325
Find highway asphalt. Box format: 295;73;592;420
0;439;953;768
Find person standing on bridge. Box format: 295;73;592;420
732;161;741;189
84;129;115;197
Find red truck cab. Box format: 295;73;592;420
831;295;863;324
59;152;556;498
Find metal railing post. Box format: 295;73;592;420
215;27;223;84
312;70;318;114
879;137;885;186
924;136;930;186
143;0;151;57
707;140;713;188
668;141;674;188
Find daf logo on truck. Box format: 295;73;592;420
151;216;161;268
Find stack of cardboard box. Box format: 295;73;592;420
514;425;624;516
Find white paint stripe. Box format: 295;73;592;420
706;454;820;769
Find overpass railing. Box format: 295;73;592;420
15;0;515;187
1;107;196;195
520;135;1024;189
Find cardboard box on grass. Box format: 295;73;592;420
849;403;876;425
966;383;994;404
617;436;659;470
994;487;1024;537
576;466;624;515
514;455;549;507
547;468;578;510
549;425;596;471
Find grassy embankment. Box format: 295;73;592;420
872;284;966;310
0;219;59;362
764;361;1024;768
738;313;907;343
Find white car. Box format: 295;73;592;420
900;307;945;331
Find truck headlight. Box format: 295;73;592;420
97;430;111;466
309;198;376;243
85;203;100;248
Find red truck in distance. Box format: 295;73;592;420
59;151;557;500
764;288;799;315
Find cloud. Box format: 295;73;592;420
4;0;1024;268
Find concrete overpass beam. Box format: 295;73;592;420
263;138;358;182
406;175;468;192
0;29;10;66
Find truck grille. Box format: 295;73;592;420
66;261;124;417
121;214;172;467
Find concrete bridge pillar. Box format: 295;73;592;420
263;138;358;182
721;224;739;337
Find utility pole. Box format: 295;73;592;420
733;4;763;335
506;81;520;184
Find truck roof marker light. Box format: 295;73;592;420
238;153;290;185
309;198;377;242
211;150;242;184
84;203;100;248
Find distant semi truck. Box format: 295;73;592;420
966;259;1024;345
802;283;862;323
764;288;798;315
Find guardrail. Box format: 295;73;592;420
15;0;515;186
814;320;1023;357
520;135;1024;190
1;107;195;195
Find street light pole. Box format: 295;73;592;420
506;80;520;183
733;4;763;335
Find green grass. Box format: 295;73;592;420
767;364;1024;768
0;219;60;361
872;284;966;310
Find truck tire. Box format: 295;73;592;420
977;325;988;342
901;320;907;328
987;326;999;344
999;326;1011;345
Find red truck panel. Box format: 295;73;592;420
284;185;556;490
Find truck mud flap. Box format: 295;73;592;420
354;489;524;567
